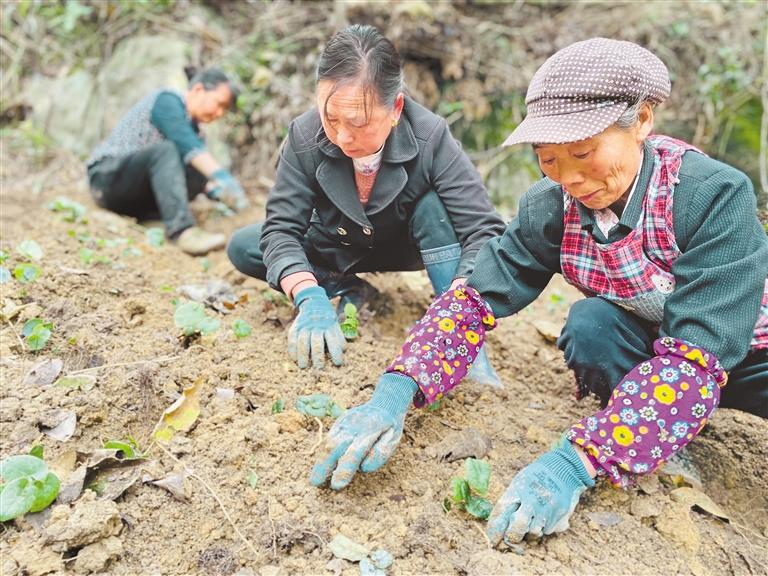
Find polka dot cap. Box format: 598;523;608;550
504;38;671;146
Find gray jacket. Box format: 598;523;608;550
260;96;505;289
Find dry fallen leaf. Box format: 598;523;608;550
55;373;97;391
23;358;63;386
42;410;77;442
152;378;204;442
147;471;190;501
532;320;563;343
670;487;730;522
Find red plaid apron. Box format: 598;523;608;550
561;135;768;349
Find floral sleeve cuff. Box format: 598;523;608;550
386;286;496;408
566;337;727;487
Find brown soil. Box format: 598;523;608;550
1;152;766;576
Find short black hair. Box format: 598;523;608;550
187;66;241;110
317;25;403;121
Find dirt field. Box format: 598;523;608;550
1;152;767;576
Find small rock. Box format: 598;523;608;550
636;474;661;495
215;387;236;402
655;502;700;555
586;511;622;528
73;535;123;574
325;558;344;576
629;495;662;519
370;549;393;569
360;557;385;576
259;566;281;576
328;534;369;562
44;492;122;552
9;535;64;576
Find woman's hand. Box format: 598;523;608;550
288;286;345;369
209;168;249;212
486;439;595;545
310;374;417;490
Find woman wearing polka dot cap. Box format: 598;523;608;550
310;38;768;546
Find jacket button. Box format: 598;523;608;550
362;227;372;236
337;227;347;236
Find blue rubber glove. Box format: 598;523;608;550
289;286;345;369
310;373;417;490
487;438;595;546
209;168;249;212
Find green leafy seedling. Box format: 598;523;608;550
16;239;43;261
295;394;344;418
13;263;41;283
103;436;142;460
426;398;443;412
232;319;252;339
340;303;359;340
174;301;220;337
28;445;44;459
446;458;493;520
47;196;86;222
247;471;259;489
0;250;7;265
271;398;285;414
0;455;60;521
22;318;53;351
79;247;111;266
0;267;10;284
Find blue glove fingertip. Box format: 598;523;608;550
310;442;350;488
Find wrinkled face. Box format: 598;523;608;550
186;83;232;124
316;81;403;158
533;108;653;210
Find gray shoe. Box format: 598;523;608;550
176;226;226;256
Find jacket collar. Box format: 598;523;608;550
314;99;419;222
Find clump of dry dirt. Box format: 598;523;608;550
1;153;766;575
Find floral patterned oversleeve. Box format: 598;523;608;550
565;336;727;486
386;286;496;407
386;285;728;487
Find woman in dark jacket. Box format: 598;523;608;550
228;25;506;374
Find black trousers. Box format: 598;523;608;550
87;141;206;238
557;297;768;418
227;190;460;281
